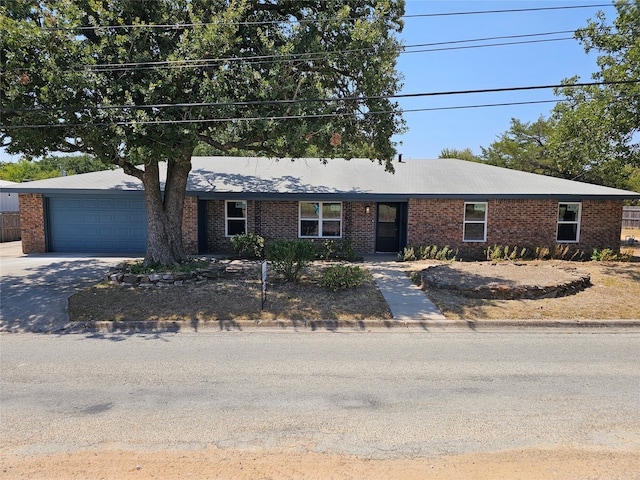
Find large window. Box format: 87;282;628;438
225;200;247;236
557;203;581;242
463;202;487;242
299;202;342;238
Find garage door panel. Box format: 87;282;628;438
48;195;147;253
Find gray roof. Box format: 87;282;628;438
2;156;638;200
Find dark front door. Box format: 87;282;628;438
376;202;403;252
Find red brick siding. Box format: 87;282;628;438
407;198;625;259
205;200;375;254
349;201;376;253
182;195;198;254
407;198;464;248
18;194;46;253
580;200;623;250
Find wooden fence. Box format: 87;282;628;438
623;206;640;229
0;212;21;242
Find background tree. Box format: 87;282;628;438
1;0;406;265
480;117;563;177
478;1;640;192
550;0;640;189
0;154;111;182
438;147;480;162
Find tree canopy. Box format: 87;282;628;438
0;154;112;182
475;1;640;193
1;0;406;264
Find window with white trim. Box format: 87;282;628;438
225;200;247;236
557;203;581;242
299;202;342;238
463;202;487;242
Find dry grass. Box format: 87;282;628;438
68;263;393;323
414;228;640;320
69;229;640;323
418;261;640;320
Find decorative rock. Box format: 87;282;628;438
418;262;591;300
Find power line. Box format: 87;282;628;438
1;96;626;130
3;79;636;115
32;3;613;31
0;30;576;74
403;3;613;19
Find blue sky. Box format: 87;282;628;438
395;0;614;159
0;0;615;163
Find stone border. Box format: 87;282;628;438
418;264;591;300
104;259;260;287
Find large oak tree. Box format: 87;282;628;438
1;0;405;265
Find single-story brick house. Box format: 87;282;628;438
4;156;639;258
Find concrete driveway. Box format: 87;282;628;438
0;241;138;333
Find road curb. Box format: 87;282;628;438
61;318;640;333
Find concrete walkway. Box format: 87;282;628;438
363;255;447;323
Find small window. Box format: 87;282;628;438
463;202;487;242
557;203;580;242
226;200;247;236
299;202;342;238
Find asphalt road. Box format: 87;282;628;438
1;331;639;459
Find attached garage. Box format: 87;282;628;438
47;195;146;253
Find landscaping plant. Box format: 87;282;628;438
266;239;317;283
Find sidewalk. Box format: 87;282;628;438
363;255;448;323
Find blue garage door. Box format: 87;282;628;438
48;195;147;253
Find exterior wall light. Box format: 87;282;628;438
365;205;371;214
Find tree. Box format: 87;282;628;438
550;0;640;187
1;0;406;265
438;147;481;163
480;117;564;177
0;154;111;182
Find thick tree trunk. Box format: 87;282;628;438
142;155;192;266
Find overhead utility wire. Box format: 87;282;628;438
9;95;640;130
403;3;612;18
39;3;612;31
58;30;574;73
3;80;638;116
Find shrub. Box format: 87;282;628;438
484;245;529;261
591;248;630;262
125;259;210;274
318;239;357;261
266;239;317;283
400;244;457;261
321;264;367;292
230;233;265;259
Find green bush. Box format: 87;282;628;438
125;259;210;274
230;233;265;259
321;264;367;292
318;239;357;261
485;245;528;261
266;239;317;282
591;248;630;262
400;244;457;261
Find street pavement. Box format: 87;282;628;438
2;332;639;458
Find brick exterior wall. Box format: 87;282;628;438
407;198;625;260
580;199;623;250
18;193;626;259
18;194;46;253
204;200;375;254
181;195;198;255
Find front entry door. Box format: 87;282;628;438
376;202;402;252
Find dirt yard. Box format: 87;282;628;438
3;446;640;480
